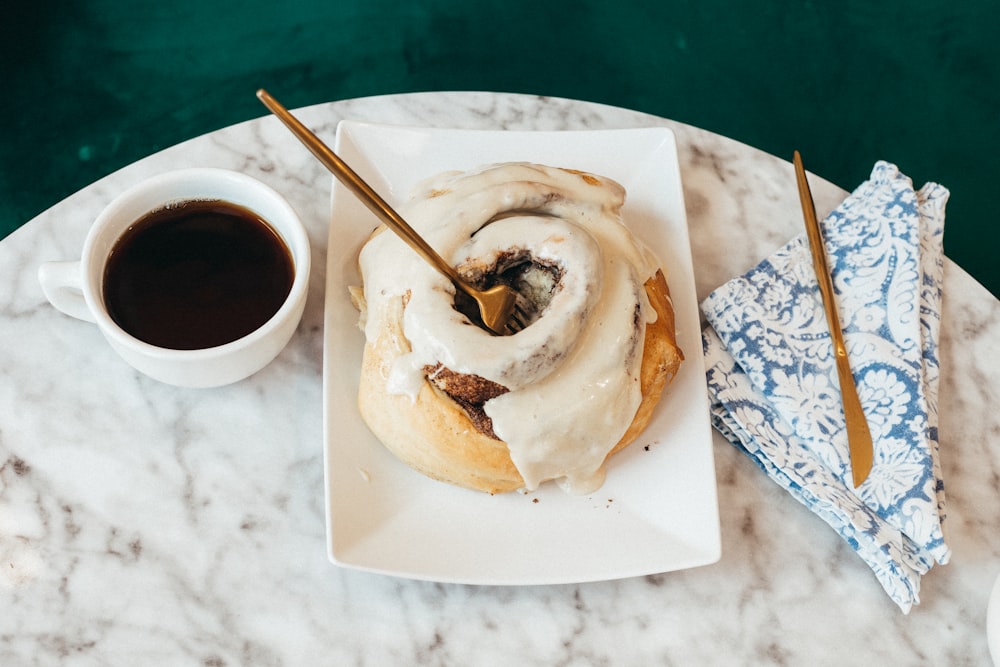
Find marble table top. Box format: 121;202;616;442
2;92;999;665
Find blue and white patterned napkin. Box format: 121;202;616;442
701;161;950;613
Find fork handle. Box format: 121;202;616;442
256;89;466;291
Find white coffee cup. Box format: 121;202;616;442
38;168;311;388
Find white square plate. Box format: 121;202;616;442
322;121;720;584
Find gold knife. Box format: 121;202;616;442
793;151;874;487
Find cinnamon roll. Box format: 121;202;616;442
352;163;683;494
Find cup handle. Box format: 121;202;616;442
38;261;96;323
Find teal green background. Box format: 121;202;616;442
4;1;999;294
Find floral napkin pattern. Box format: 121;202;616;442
701;162;950;612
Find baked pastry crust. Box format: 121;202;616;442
355;268;683;494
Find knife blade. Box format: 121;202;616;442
793;150;874;488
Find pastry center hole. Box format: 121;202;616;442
454;254;562;334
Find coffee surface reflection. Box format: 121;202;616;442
103;199;295;350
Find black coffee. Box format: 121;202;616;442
103;199;295;350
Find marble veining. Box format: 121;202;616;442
1;92;999;665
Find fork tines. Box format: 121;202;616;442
505;303;530;334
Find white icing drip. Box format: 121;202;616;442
357;162;660;492
486;261;648;491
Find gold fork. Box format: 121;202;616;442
257;89;527;335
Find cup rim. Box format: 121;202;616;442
80;168;311;359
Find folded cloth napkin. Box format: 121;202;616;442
701;161;950;613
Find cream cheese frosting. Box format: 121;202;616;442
357;162;661;493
